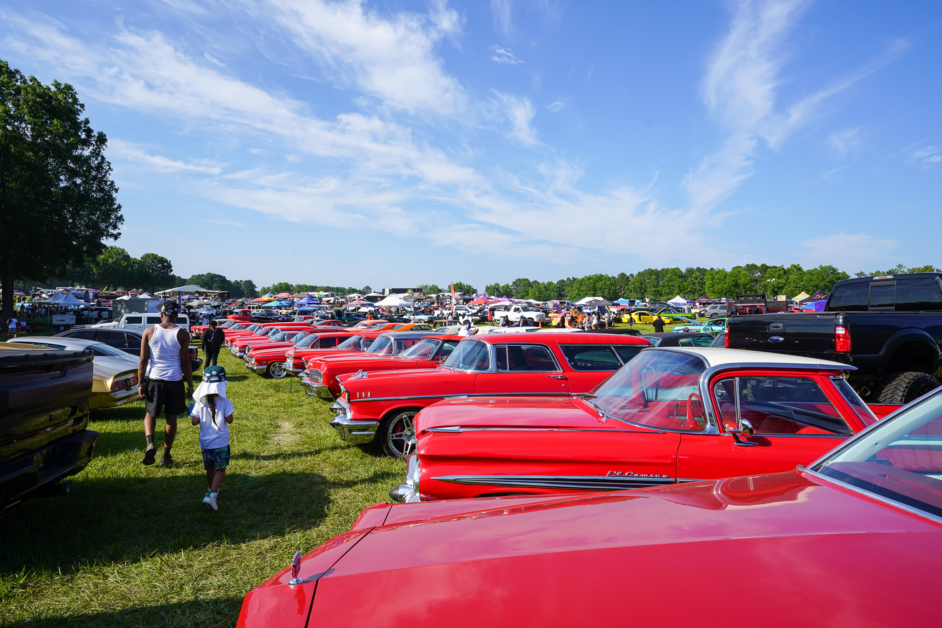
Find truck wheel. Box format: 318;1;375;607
379;409;420;459
266;362;287;379
878;372;941;405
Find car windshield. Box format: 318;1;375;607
400;338;442;360
296;335;318;348
590;350;707;431
337;335;363;350
269;332;286;342
89;343;129;358
368;336;394;355
814;390;942;520
443;340;490;371
831;377;878;426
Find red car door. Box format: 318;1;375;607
676;371;857;481
475;343;570;396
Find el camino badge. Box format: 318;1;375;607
606;471;670;479
769;336;784;343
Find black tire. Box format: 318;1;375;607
877;371;941;405
378;409;420;459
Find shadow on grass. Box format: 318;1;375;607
0;468;393;576
7;596;244;628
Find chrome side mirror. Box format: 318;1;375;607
739;418;754;437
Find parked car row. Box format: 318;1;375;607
234;275;942;625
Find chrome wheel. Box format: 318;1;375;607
383;410;418;458
267;361;287;379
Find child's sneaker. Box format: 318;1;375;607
202;492;218;512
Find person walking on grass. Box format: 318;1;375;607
190;366;234;512
6;315;18;338
201;319;224;367
138;300;194;468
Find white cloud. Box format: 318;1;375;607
547;100;565;112
494;91;537;144
198;218;245;227
269;0;466;115
826;127;861;159
688;0;906;214
800;232;898;272
909;146;942;167
490;45;522;64
490;0;513;36
109;140;223;174
428;0;464;40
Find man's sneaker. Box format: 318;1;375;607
158;452;173;468
142;447;157;465
202;492;218;512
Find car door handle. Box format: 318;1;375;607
548;374;568;380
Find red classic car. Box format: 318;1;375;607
237;387;942;628
247;332;362;379
190;319;238;339
392;347;896;502
330;333;652;458
285;331;369;375
301;332;458;400
230;326;319;359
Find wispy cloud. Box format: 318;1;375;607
198;218;245;227
826;127;861;159
909;145;942;167
687;0;907;214
110;140;222;174
800;232;898;272
490;0;513;36
269;0;466;115
547;100;565;112
491;45;522;64
494;91;537;144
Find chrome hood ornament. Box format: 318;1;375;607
289;551;302;585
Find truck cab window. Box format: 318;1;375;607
869;284;895;309
896;279;942;311
828;283;868;312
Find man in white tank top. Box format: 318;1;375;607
138;300;194;467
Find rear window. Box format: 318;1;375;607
869;283;895;309
560;345;621;371
828;283;868;312
896;279;942;312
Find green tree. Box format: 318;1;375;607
451;282;476;295
136;253;174;293
0;60;123;317
95;247;136;290
241;279;257;298
510;278;533;299
417;284;442;294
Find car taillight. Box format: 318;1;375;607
724;326;729;348
111;380;126;392
835;325;851;353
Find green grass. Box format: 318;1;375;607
0;350;405;627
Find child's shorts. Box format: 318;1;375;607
201;445;230;471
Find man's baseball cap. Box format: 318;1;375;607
159;300;181;315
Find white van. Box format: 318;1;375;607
87;313;191;334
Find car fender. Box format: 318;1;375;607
876;328;941;374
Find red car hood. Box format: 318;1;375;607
417;395;599;431
338;367;475;398
310;354;417;370
253;470;941;627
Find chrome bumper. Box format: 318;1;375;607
245;362;267;372
300;377;334;400
328;399;379;444
390;455;422;503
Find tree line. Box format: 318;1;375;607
485;263;942;303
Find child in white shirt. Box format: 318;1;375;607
189;366;235;511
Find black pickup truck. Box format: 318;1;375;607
725;273;942;405
0;344;99;515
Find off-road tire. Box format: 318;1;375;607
877;371;941;405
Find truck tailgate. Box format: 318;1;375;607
727;314;843;360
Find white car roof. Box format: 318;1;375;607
662;347;850;369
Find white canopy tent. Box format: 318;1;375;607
667;295;690;306
376;294;414;307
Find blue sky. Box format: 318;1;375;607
2;0;940;291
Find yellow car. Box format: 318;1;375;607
623;311;669;324
9;337;141;409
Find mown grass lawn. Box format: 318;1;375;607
0;349;405;628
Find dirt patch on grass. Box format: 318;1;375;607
272;420;298;447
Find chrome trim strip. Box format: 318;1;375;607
432;474;676;491
801;467;942;526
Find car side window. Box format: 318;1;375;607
678;336;714;347
828;283;869;312
612;346;644;364
99;331;127;348
438;342;457;359
320;337;338;348
145;316;161;325
497;344;559;372
715;376;851;435
65;330;98;341
124;316;143;325
560;345;621;371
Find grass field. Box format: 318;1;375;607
0;349;405;627
0;320;705;626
